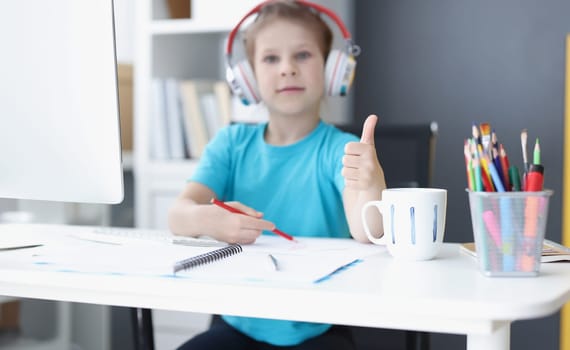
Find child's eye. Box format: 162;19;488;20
296;51;312;60
262;55;279;64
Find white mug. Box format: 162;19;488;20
361;188;447;260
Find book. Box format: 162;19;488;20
173;243;243;273
199;92;221;139
179;80;210;158
164;78;186;159
460;239;570;263
213;81;232;126
179;80;233;158
150;79;170;159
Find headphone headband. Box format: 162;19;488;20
225;0;354;59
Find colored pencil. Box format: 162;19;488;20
533;138;541;165
499;144;511;191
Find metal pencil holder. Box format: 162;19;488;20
467;190;553;277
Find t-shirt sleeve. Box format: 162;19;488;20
189;126;233;198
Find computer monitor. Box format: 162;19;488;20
0;0;124;204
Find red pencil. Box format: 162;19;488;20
210;198;297;242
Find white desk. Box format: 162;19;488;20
1;224;570;350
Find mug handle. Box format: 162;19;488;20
361;201;386;245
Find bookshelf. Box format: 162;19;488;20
134;0;258;230
133;1;261;348
133;1;353;348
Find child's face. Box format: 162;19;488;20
252;19;325;118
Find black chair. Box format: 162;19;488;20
131;308;154;350
338;121;438;350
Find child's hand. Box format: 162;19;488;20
209;201;276;244
342;115;386;191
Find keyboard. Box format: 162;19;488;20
72;226;226;247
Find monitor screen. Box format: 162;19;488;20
0;0;124;204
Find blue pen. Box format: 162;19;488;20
314;259;362;284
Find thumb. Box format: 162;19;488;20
360;114;378;145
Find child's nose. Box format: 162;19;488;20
280;60;297;77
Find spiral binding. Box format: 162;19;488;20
173;244;243;273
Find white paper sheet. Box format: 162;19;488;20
0;232;383;284
176;236;381;284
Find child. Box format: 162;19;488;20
169;1;386;348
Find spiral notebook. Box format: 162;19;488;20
12;232;242;277
173;243;243;273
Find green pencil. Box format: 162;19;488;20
533;138;541;165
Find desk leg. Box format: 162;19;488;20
130;308;155;350
467;322;510;350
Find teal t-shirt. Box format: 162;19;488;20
190;120;358;346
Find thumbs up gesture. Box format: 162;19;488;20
359;114;377;145
342;115;386;191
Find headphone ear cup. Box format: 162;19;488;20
232;60;261;105
325;49;357;97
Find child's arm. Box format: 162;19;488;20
341;115;386;243
168;182;276;244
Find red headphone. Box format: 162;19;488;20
225;0;360;105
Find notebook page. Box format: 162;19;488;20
178;236;382;284
0;233;383;283
1;235;228;276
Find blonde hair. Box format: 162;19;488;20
243;0;333;67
